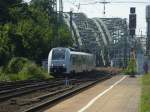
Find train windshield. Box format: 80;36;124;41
52;49;66;60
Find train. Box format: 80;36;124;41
48;47;96;76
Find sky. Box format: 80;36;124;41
24;0;150;35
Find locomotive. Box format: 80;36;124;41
48;47;95;76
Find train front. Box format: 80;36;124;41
48;48;69;75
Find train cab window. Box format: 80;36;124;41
52;49;66;60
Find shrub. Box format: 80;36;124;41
0;67;10;81
124;58;136;75
0;57;51;81
9;74;21;81
7;57;31;73
18;63;50;80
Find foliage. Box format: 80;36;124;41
0;73;10;82
7;57;30;73
0;0;23;23
0;57;51;81
59;24;73;47
124;58;136;75
0;0;72;81
141;73;150;112
0;66;9;81
0;0;73;66
8;63;50;81
18;63;50;80
30;0;50;11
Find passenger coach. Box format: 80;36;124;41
48;47;95;75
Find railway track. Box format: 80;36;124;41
23;75;110;112
0;73;111;112
0;80;65;102
0;79;63;91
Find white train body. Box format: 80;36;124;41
48;47;95;74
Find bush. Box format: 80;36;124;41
0;57;51;81
0;67;10;81
7;57;31;73
18;63;50;80
124;58;136;75
0;74;10;81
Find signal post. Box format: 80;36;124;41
129;7;136;77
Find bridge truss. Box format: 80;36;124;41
63;13;130;67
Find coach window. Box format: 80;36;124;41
78;55;81;64
72;56;76;65
79;55;82;65
82;56;85;64
81;56;84;64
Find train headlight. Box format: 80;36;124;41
62;64;65;67
51;64;53;67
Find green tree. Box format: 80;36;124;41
0;0;23;23
0;23;15;65
30;0;50;11
59;24;73;47
0;0;73;66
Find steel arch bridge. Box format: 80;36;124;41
63;13;130;67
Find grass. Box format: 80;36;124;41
141;73;150;112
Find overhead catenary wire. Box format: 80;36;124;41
70;0;150;15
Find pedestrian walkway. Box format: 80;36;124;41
45;75;141;112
